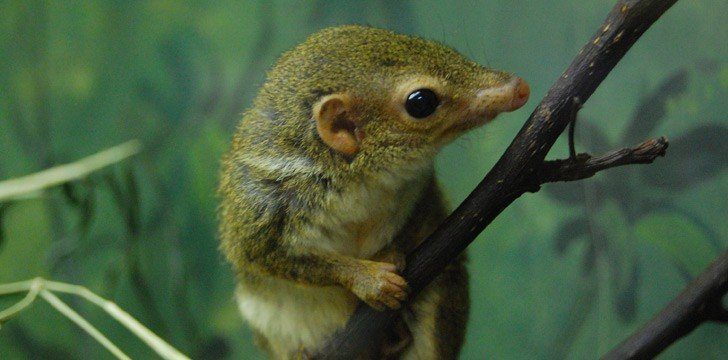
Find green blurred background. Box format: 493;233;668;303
0;0;726;359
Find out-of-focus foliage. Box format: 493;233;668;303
0;1;725;359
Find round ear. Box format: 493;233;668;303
313;93;362;156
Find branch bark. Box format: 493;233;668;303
314;0;682;358
602;251;728;360
537;136;668;185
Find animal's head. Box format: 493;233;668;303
258;25;529;175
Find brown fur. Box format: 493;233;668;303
219;25;526;359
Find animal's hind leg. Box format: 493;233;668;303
401;256;469;360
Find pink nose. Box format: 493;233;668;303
509;77;530;111
475;76;531;116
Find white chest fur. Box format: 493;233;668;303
300;169;428;258
237;166;431;356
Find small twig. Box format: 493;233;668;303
0;140;142;202
39;289;131;360
538;137;668;185
601;251;728;360
0;277;191;360
568;97;581;160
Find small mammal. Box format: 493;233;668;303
218;25;529;359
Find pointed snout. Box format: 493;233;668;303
510;77;530;111
475;76;530;116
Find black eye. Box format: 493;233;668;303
405;89;439;119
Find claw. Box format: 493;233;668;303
351;260;409;311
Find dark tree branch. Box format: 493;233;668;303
710;306;728;323
537;136;669;185
315;0;682;358
602;251;728;360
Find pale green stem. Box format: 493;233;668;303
39;289;131;360
0;278;42;324
44;280;191;360
0;278;191;360
0;278;38;295
0;140;142;202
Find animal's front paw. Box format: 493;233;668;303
350;260;408;311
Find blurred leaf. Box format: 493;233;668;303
641;124;728;190
103;263;121;295
695;58;721;75
544;271;598;359
188;122;228;213
196;335;231;360
613;258;640;322
623;69;689;144
575;200;633;279
0;202;11;251
79;184;95;235
379;0;415;34
222;0;275;128
104;167;140;236
599;167;639;211
124;256;172;339
543;182;586;205
159;32;196;111
312;0;368;25
104;172;125;219
61;182;82;207
0;200;52;279
543;180;605;206
137;30;203;124
554;217;589;255
597;199;634;256
635;212;717;276
60;179;95;235
581;241;597;274
198;54;224;115
136;80;174;121
124;166;140;235
104;170;169;335
577;119;612;153
642;200;724;252
4;323;77;360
